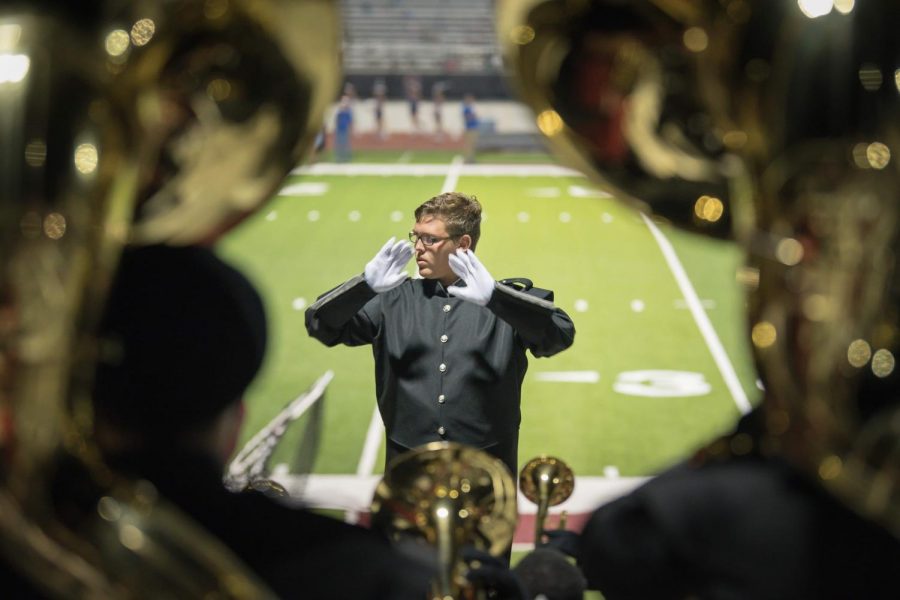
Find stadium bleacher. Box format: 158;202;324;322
341;0;511;98
342;0;497;74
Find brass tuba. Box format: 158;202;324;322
519;455;575;545
371;442;518;600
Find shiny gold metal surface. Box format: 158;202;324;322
699;0;900;537
0;9;140;594
498;0;900;538
371;442;518;600
497;0;736;238
1;0;340;596
106;0;342;245
519;455;574;544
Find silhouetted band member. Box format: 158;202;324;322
93;245;430;599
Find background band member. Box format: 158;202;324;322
92;245;430;599
305;192;575;475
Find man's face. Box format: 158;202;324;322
412;215;465;284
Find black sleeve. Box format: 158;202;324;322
304;274;381;347
486;283;575;358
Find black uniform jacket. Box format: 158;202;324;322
577;413;900;599
305;275;575;451
106;450;431;599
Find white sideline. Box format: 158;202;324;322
291;163;584;177
641;214;752;415
273;474;650;516
358;407;383;477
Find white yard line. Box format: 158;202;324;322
441;155;465;193
641;213;752;415
228;371;333;476
357;407;384;476
344;407;385;523
534;370;600;383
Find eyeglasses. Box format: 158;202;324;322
409;231;455;246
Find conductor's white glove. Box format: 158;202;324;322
364;237;413;293
448;249;494;306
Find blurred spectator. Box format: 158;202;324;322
373;78;388;141
403;75;422;132
334;94;353;163
432;81;446;141
513;548;586;600
92;245;430;599
342;80;357;101
462;93;480;163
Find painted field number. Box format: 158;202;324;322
613;370;711;398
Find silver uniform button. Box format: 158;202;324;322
437;426;446;436
439;363;446;372
438;394;446;403
440;334;448;343
443;304;451;312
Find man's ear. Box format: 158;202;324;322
458;234;472;250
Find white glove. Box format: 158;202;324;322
364;237;413;293
448;249;494;306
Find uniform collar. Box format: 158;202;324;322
424;278;464;297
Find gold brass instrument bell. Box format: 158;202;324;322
519;455;574;545
107;0;343;246
1;0;340;596
371;442;518;600
496;0;736;239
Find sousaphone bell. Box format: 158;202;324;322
371;442;518;600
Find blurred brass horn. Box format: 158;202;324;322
1;0;341;595
519;455;574;545
496;0;738;238
499;0;900;539
0;6;147;594
107;0;343;246
371;442;518;600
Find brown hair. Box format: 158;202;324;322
414;192;482;249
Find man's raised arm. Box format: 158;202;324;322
305;237;412;347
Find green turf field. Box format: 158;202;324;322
219;149;761;482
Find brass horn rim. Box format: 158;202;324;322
519;454;575;507
370;441;518;599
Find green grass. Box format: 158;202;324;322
219;152;757;479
